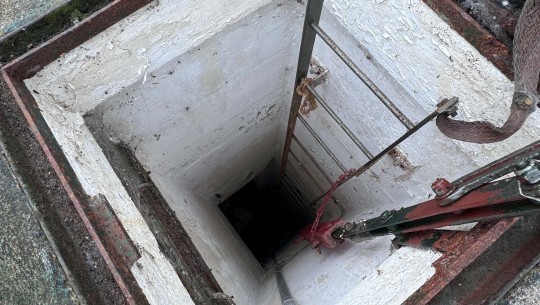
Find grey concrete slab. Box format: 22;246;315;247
0;0;68;37
498;263;540;305
0;147;78;305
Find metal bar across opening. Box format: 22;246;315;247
306;84;374;160
310;22;414;130
280;0;325;177
292;134;334;185
310;99;456;204
298;115;347;172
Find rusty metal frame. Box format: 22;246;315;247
405;2;540;303
1;0;536;303
0;1;160;304
1;1;232;303
422;0;513;79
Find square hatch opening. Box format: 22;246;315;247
11;0;528;304
218;178;313;265
18;1;449;303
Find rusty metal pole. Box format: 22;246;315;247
280;0;325;178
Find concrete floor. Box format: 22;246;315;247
0;146;78;304
1;3;78;303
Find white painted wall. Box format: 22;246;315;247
154;179;264;304
95;1;304;203
92;4;305;304
23;0;540;304
274;1;540;304
24;1;284;304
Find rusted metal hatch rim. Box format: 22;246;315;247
1;1;230;304
1;1;154;304
0;0;532;304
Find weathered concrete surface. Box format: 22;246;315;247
0;146;78;304
0;0;68;37
498;263;540;305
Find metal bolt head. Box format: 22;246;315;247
431;178;454;197
380;209;396;223
515;160;540;185
513;91;539;110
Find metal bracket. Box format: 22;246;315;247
518;183;540;205
434;140;540;206
309;56;329;88
517;160;540;204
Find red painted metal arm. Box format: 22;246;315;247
301;140;540;248
333;177;540;243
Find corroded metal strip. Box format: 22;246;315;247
87;194;141;273
280;0;324;177
4;0;153;80
404;214;540;304
1;0;153;303
1;70;136;304
393;230;462;253
423;0;513;79
403;218;519;305
0;0;112;63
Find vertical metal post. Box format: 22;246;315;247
280;0;325;178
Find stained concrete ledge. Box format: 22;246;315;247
0;146;77;304
498;262;540;305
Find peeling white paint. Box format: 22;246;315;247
324;0;540;164
24;87;195;305
336;247;441;305
24;0;277;304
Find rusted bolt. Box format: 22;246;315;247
431;178;454;197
